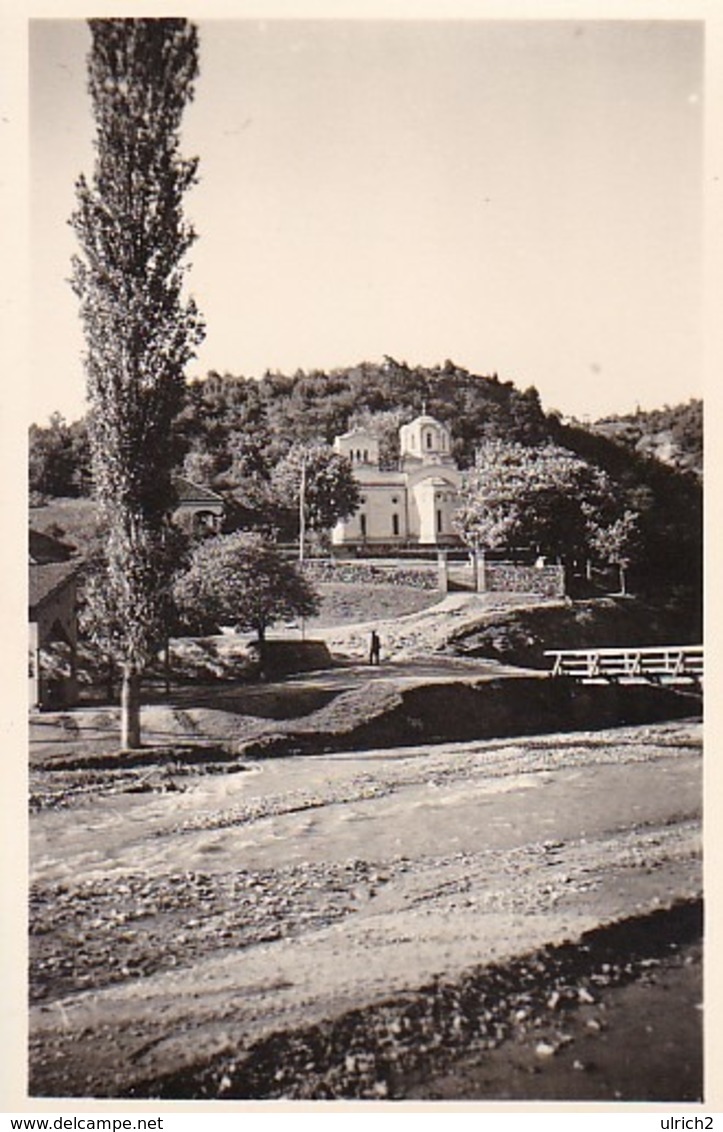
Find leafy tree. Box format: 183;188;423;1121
77;558;128;700
219;431;282;533
181;445;223;488
173;531;319;641
29;414;91;500
454;440;616;562
225;429;272;484
270;442;361;543
548;415;702;595
79;523;191;691
588;509;642;595
70;18;204;748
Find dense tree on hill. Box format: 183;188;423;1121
181;445;222;487
547;416;702;594
587;399;702;478
29;360;551;500
70;18;204;749
29;414;91;500
177;358;550;473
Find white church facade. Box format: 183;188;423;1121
332;412;462;549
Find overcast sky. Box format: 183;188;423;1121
29;18;703;425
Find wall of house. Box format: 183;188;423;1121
334;429;380;468
411;480;435;543
333;479;407;545
174;501;225;535
409;479;459;543
29;579;79;709
32;582;78;651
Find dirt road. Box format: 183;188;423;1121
28;655;541;764
29;717;701;1100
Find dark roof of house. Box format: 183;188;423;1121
29;529;83;611
172;476;225;506
29;528;76;565
29;559;83;612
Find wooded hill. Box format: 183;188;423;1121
175;357;550;472
588;399;702;480
176;360;703;594
29;358;702;599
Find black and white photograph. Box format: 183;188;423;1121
7;3;715;1111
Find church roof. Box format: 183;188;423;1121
335;425;376;441
406;413;442;428
417;475;456;487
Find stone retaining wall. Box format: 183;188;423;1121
303;560;439;590
481;562;565;597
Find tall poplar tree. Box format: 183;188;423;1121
71;18;204;748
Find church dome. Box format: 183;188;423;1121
399;412;452;462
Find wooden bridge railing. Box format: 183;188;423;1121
543;645;703;686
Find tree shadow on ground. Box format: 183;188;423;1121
147;682;343;721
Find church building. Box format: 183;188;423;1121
332;412;462;549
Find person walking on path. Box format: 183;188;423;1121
369;629;381;666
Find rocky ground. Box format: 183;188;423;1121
28;715;702;1101
405;934;702;1102
409;932;706;1100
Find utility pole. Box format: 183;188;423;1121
299;453;307;564
299;452;307;639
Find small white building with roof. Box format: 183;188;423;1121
332;412;461;549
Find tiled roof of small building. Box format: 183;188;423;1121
172;476;225;505
29;560;83;612
29;528;76;565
